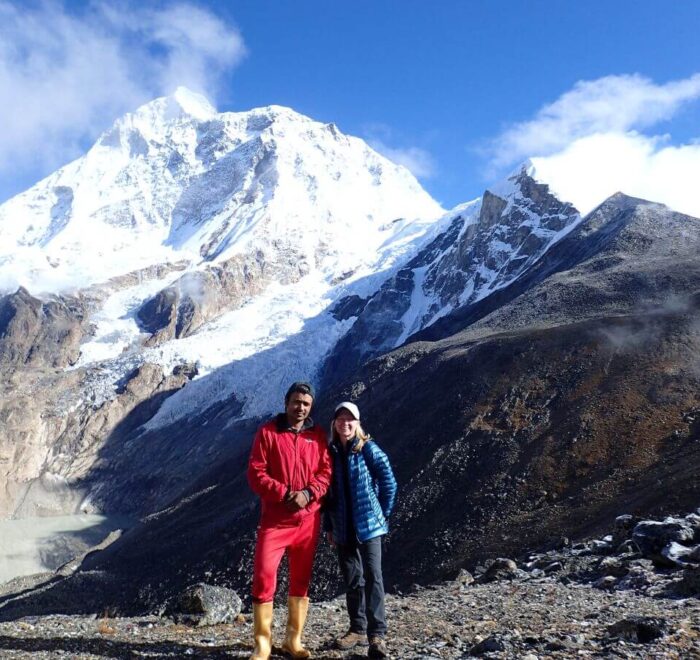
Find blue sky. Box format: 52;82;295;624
2;0;700;211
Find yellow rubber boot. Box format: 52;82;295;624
250;601;273;660
282;596;311;658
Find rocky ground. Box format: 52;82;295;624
0;577;697;659
0;511;699;659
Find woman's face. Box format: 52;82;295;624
334;410;358;442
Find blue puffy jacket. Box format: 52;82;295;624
325;436;397;544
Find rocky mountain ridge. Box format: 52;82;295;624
0;189;696;624
322;167;581;387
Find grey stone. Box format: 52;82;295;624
588;539;613;555
593;576;617;590
454;569;475;586
479;558;520;583
470;634;507;655
607;616;668;643
598;557;629;577
660;541;699;567
676;566;700;595
172;583;242;627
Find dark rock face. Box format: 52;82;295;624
0;287;86;370
322;267;418;386
321;169;580;388
329;295;368;321
337;309;700;588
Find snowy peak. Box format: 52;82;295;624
0;87;448;430
169;86;218;120
0;89;443;294
96;87;216;152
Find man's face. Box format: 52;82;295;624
285;392;313;424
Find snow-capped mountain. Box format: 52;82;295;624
0;88;592;521
0;87;449;418
0;86;443;294
0;87;454;516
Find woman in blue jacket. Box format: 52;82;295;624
325;401;397;659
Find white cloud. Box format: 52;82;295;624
486;73;700;218
369;139;436;179
531;131;700;217
0;1;245;198
489;74;700;169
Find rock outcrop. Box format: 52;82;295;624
137;245;309;345
0;359;197;518
0;288;87;371
321;168;581;388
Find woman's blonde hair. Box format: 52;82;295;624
332;420;371;452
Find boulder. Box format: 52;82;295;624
479;558;521;583
607;616;668;643
676;566;700;595
660;541;700;568
171;583;242;627
598;557;629;577
453;568;474;586
593;575;617;591
632;519;695;563
470;633;508;655
612;514;639;546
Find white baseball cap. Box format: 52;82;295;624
334;401;360;420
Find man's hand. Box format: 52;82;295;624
284;490;309;511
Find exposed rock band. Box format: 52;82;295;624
247;381;397;660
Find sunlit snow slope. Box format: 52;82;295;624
0;87;447;423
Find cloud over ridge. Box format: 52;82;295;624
368;139;436;179
488;73;700;218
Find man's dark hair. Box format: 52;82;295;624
285;381;315;404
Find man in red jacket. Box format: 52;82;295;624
247;381;332;660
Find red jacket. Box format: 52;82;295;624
248;414;332;526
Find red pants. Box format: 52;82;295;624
252;512;321;603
